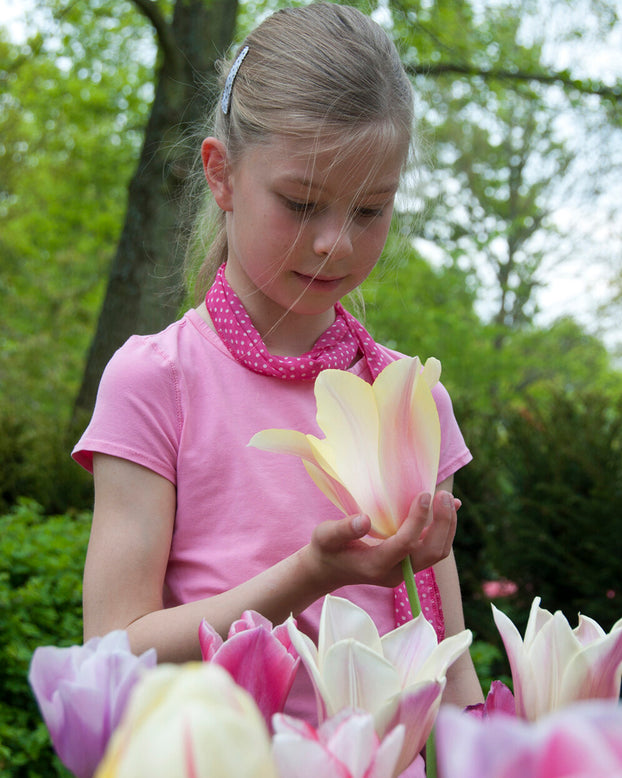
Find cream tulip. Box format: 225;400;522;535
249;357;441;539
95;663;277;778
287;595;472;775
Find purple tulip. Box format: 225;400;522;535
28;630;156;778
436;700;622;778
465;680;515;719
198;610;299;728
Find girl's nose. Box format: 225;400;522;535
312;214;353;260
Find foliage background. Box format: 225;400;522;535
1;0;621;774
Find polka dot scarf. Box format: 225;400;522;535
205;263;444;640
206;263;392;381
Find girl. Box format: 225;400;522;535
74;2;483;729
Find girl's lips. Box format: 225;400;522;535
294;271;344;289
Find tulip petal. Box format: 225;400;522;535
95;663;277;778
466;680;516;718
311;370;389;525
229;610;274;635
523;596;552;644
248;428;318;460
368;724;406;778
374;358;441;526
319;595;382;661
322;640;401;716
29;631;156;778
517;609;585;719
379;680;444;774
286;617;331;722
493;603;537;719
302;460;361;517
573;613;607;645
272;712;405;778
436;701;622;778
380;614;439;687
435;705;535;778
210;628;299;723
324;712;378;776
198;619;223;661
563;625;622;702
272;736;346;778
494;598;622;722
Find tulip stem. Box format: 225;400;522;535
425;725;437;778
401;556;421;619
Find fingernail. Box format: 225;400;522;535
352;515;365;533
419;493;431;509
442;492;453;508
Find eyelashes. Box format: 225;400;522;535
282;196;384;220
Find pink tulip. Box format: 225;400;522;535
28;630;156;778
272;710;423;778
481;579;518;599
465;680;515;719
435;700;622;778
493;597;622;720
198;610;299;728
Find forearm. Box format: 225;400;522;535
433;549;484;707
114;545;330;662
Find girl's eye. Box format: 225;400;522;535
284;198;317;215
355;206;384;219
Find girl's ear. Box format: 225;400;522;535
201;137;233;211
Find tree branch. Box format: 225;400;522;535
406;62;622;101
129;0;178;63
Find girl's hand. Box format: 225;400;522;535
304;491;458;591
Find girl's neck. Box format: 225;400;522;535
196;301;336;357
256;308;337;357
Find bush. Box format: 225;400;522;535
0;500;91;777
457;389;622;636
0;410;93;515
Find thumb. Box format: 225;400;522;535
312;514;371;552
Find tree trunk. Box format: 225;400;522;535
72;0;237;425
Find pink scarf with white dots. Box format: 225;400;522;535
205;263;444;639
206;263;391;381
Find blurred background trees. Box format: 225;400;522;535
1;0;621;773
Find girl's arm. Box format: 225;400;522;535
433;476;485;707
83;453;458;662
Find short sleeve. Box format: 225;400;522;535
72;335;183;484
432;381;472;484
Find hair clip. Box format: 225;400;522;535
221;45;249;115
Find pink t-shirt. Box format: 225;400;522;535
73;309;472;721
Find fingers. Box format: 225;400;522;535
386;490;455;570
312;513;371;553
418;490;457;565
309;490;458;588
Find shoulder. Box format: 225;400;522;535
73;317;198;478
99;312;217;396
103;317;188;380
375;344;456;418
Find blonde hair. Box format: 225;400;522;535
185;3;414;302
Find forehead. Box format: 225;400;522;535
242;133;405;196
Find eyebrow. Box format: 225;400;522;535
278;175;400;197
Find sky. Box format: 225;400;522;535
2;0;621;355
